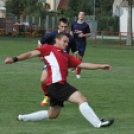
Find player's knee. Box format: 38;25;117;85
40;76;47;84
77;96;87;105
40;78;46;84
40;72;48;84
81;96;87;103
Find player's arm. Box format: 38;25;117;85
79;25;91;38
5;50;41;64
82;33;90;37
78;32;90;38
77;63;112;70
70;31;74;37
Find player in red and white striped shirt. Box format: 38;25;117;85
5;33;114;128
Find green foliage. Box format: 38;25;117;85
97;16;119;32
65;0;93;17
127;0;134;5
6;0;47;23
24;0;38;14
65;0;114;19
6;0;27;15
95;0;114;15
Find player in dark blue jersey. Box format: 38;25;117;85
38;18;78;106
70;11;90;78
38;19;77;54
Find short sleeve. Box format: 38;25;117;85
68;55;81;68
85;24;90;33
36;45;51;57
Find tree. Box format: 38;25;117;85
95;0;114;15
65;0;92;17
126;0;134;46
6;0;27;22
6;0;47;24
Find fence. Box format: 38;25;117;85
92;31;134;48
0;15;134;49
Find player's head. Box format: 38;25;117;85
78;11;85;21
58;18;69;33
55;32;69;50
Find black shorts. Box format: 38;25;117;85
47;82;77;107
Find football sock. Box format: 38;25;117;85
19;110;49;121
79;102;101;128
76;68;81;75
41;83;48;95
76;59;82;75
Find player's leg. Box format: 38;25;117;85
68;91;114;128
48;105;62;119
40;67;49;106
18;110;49;121
76;44;86;78
76;53;83;78
18;106;62;121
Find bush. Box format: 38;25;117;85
96;16;119;32
37;28;45;36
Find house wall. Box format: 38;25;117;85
46;0;60;11
113;0;123;14
120;7;134;35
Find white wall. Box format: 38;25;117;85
120;7;134;36
113;0;122;14
47;0;60;11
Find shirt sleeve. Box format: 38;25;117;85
36;45;51;56
85;24;90;34
68;55;81;68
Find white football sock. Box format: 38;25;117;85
79;102;101;128
18;110;49;121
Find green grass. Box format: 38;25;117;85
0;37;134;134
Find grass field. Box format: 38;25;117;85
0;37;134;134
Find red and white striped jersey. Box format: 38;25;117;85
36;45;81;85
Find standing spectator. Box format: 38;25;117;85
70;11;90;78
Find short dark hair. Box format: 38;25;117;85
55;32;69;40
58;18;69;26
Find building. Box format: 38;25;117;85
38;0;67;11
119;1;134;35
0;0;6;18
113;0;123;14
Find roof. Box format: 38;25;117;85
120;1;128;7
57;0;67;9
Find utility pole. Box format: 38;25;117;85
94;0;95;19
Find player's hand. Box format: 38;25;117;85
69;31;74;37
101;64;112;70
5;58;14;64
78;33;84;38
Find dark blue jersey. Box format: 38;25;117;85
39;31;77;54
71;21;90;44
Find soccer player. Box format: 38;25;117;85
5;32;114;128
70;11;90;78
38;18;78;106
